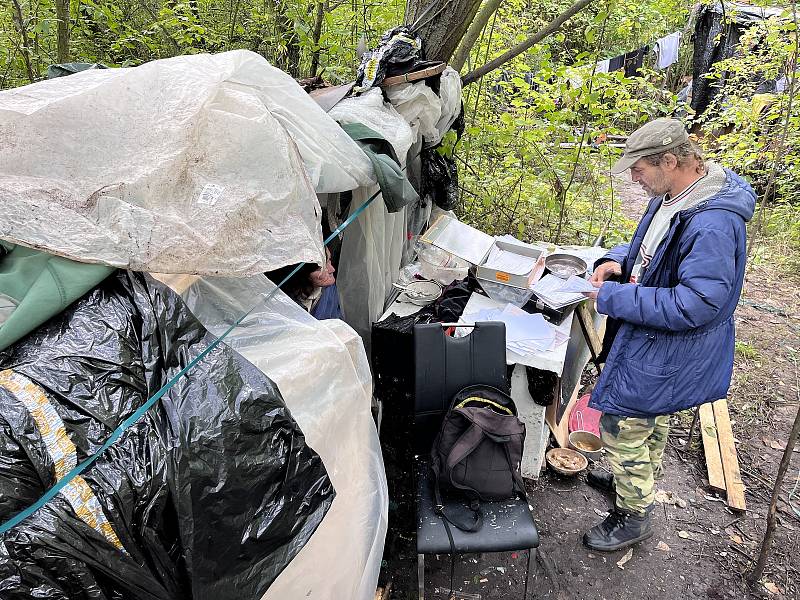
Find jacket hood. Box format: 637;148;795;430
692;168;756;222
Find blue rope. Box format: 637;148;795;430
0;188;381;536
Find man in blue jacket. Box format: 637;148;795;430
581;118;755;552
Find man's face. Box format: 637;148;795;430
629;158;671;197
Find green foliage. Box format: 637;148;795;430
0;0;406;87
735;340;761;361
455;0;687;245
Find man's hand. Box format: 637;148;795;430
589;261;622;285
582;261;621;301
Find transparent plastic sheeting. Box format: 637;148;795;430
330;88;415;166
0;50;374;275
330;90;413;347
171;274;388;600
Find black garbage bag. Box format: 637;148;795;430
355;26;423;90
420;147;459;211
0;271;334;600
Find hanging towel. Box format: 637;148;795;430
654;32;681;69
596;59;610;73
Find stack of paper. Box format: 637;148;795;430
558;275;597;294
481;245;537;275
531;274;587;309
462;303;568;354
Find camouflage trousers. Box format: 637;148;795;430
599;413;670;515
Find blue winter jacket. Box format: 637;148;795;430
589;169;755;417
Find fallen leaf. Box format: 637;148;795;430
676;498;688;509
616;548;633;569
770;441;785;451
763;581;781;595
678;530;691;539
730;534;744;544
710;529;721;535
656;541;671;552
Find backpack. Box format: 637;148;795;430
429;384;527;597
431;384;526;509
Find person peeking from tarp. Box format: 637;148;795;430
266;247;342;320
579;118;755;554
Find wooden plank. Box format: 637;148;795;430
699;403;726;492
576;301;603;368
712;399;747;511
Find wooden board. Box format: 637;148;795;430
712;399;747;511
699;402;726;491
576;301;603;367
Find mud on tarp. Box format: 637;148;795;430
0;271;334;600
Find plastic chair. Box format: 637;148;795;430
413;322;540;599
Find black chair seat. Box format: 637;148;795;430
416;462;539;554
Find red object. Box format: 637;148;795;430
568;393;602;437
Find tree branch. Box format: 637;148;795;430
9;0;35;83
450;0;504;72
461;0;597;86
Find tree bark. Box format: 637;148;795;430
55;0;70;63
450;0;503;72
461;0;597;86
10;0;36;82
405;0;485;63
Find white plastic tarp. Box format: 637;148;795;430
329;89;413;346
166;274;388;600
0;50;374;275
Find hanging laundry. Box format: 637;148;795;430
654;32;682;69
596;59;610;74
623;46;649;77
609;54;625;72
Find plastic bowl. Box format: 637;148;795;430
546;447;588;476
568;430;603;462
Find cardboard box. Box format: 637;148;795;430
476;238;546;289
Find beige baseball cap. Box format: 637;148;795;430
611;118;689;174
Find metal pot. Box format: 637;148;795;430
545;254;588;279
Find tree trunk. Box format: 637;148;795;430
55;0;70;63
309;1;325;76
10;0;36;82
450;0;503;72
405;0;484;63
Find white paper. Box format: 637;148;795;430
456;292;575;374
559;275;596;294
422;215;495;265
482;245;537;276
531;274;586;309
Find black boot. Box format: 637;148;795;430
582;508;653;552
587;469;615;495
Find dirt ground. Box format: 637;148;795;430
381;174;800;599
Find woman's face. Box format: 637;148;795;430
310;250;335;287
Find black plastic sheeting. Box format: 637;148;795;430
355;26;424;90
692;1;787;117
420;148;459;211
0;271;334;600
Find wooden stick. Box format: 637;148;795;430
749;378;800;583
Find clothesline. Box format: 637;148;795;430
593;30;684;76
